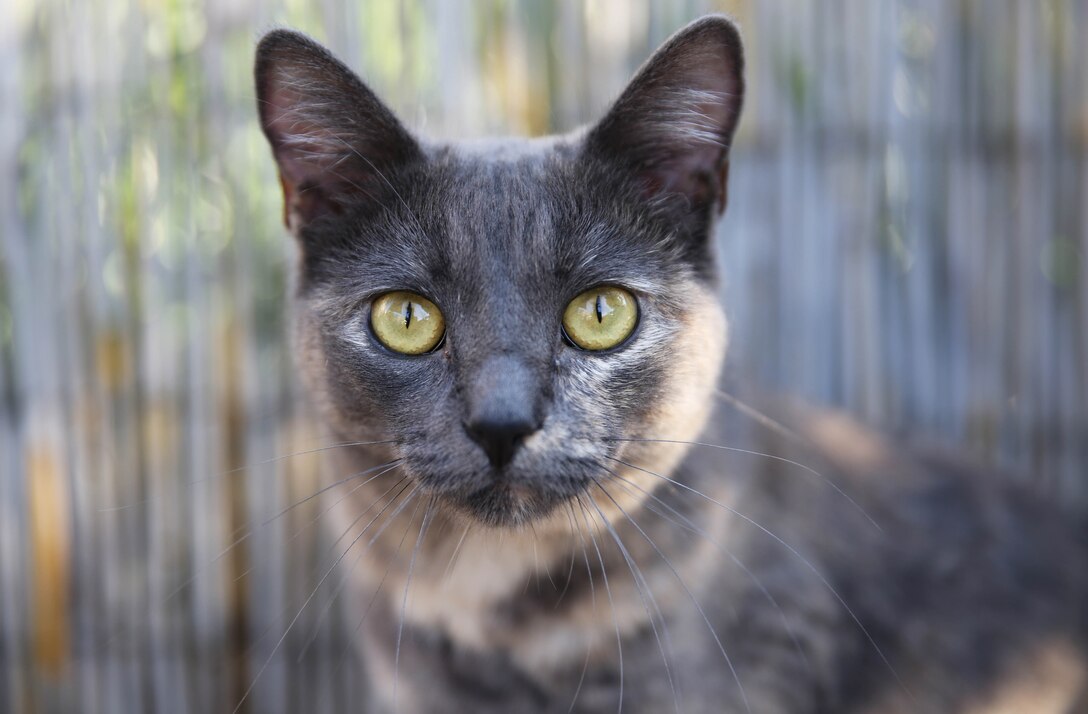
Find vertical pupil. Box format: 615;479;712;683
595;294;604;323
405;301;413;329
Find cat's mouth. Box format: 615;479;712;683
402;439;611;528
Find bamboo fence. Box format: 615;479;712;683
1;1;1086;712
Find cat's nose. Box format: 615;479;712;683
465;413;538;470
463;355;543;470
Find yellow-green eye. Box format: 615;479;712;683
562;286;638;351
370;291;445;355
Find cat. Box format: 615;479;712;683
254;15;1088;713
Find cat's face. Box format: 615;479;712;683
255;17;744;527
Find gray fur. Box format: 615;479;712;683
255;16;1088;713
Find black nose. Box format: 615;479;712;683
463;354;544;470
465;414;538;469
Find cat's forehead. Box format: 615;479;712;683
416;140;578;258
427;137;574;212
315;137;690;303
362;140;688;301
438;134;574;161
415;152;665;289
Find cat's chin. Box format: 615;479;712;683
447;481;573;529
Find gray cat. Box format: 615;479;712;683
254;15;1087;713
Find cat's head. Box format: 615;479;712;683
255;16;744;528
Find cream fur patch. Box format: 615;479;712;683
592;282;727;525
965;639;1087;714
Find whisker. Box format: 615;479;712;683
574;497;624;714
247;477;411;668
565;500;597;714
295;477;414;661
440;522;472;585
393;499;435;711
530;522;558;591
590;481;747;714
232;484;419;714
554;512;580;608
567;501;597;612
606;436;882;532
329;491;427;685
169;460;402;601
583;490;682;714
133;472;400;666
567;646;593;714
527;530;541;595
97;438;397;512
284;461;405;549
715;388;810;447
314;487;425;710
243;474;411;661
315;471;410;566
605;468;810;674
605;455;915;706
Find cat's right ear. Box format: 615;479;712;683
254;30;422;233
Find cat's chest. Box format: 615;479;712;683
322;488;580;656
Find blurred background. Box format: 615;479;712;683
1;0;1086;712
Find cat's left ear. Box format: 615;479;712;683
585;15;744;217
255;29;422;233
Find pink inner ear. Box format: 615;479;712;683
634;85;736;207
637;158;720;210
263;81;356;189
255;30;423;227
260;79;382;226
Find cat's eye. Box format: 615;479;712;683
370;291;445;355
562;286;638;351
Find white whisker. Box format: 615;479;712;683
606;454;915;706
607;436;882;532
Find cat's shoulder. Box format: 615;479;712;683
694;394;1088;712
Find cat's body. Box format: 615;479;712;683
321;403;1087;714
255;16;1088;713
